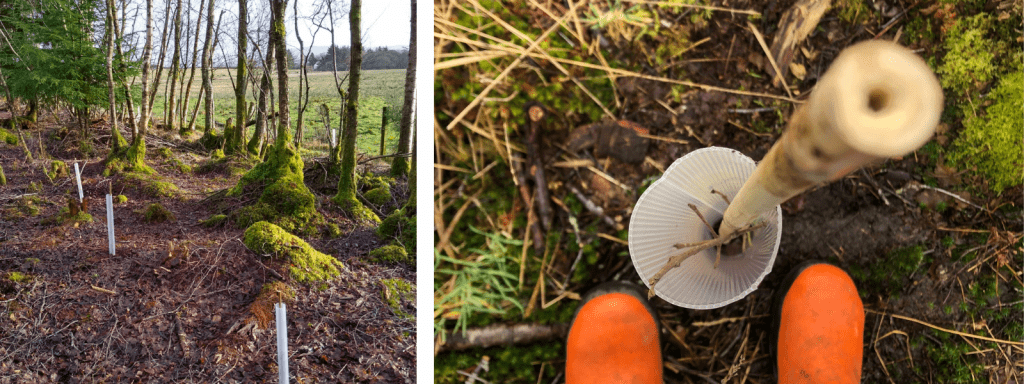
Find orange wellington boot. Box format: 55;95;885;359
771;262;865;384
566;281;662;384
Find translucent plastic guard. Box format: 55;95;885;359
628;147;782;309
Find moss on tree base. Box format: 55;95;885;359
333;194;381;224
228;132;327;236
104;140;155;176
243;221;343;283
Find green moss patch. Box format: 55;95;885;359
364;185;392;205
120;171;179;198
7;271;30;283
3;196;42;220
0;128;18;145
44;160;68;183
228;132;326;236
42;205;93;226
948;71;1023;193
378;208;415;251
116;194;128;204
380;278;414;319
242;221;343;283
938;14;1004;96
103;141;155;176
369;244;412;266
142;203;175;223
201;214;228;227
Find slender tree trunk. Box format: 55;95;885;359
392;0;415;177
105;0;127;151
248;47;272;155
180;0;205;133
201;0;215;137
333;0;376;222
229;0;247;154
138;0;153;145
165;0;182;131
292;0;306;149
148;0;173;115
271;0;288;142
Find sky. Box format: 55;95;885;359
287;0;412;55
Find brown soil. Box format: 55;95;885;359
0;115;415;383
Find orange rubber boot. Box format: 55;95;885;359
566;282;662;384
771;262;864;384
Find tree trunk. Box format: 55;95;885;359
165;0;182;131
180;0;205;133
292;0;306;150
332;0;377;223
228;0;247;154
271;0;288;143
248;40;273;155
138;0;153;145
391;0;415;177
105;0;127;152
148;0;173;115
201;0;215;137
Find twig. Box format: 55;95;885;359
867;309;1024;346
90;285;117;295
648;221;767;298
439;323;569;352
174;311;191;360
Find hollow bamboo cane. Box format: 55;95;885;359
718;40;943;238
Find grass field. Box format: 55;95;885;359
149;68;406;158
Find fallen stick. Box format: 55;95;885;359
438;322;570;353
90;285;117;295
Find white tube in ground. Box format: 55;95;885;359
106;194;115;255
275;302;289;383
74;163;83;202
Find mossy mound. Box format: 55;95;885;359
104;142;155;176
359;172;395;191
378;208;415;251
116;194;128;204
6;271;30;283
938;14;1007;96
143;203;175;223
365;185;392;205
948;71;1023;193
242;221;343;283
249;281;296;329
195;153;257;176
228;132;325;236
333;196;381;224
42;205;93;226
44;160;68;182
3;196;42;220
368;244;413;266
121;171;179;198
0;128;18;145
201;214;228;227
156;147;192;174
380;278;414;319
200;131;224;151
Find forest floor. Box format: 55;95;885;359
433;0;1021;383
0;109;415;383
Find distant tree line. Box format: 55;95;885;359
291;46;408;71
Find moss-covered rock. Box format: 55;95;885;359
368;244;413;266
380;278;414;319
365;185;392;205
116;194;128;204
143;203;175;223
948;71;1023;193
243;221;343;283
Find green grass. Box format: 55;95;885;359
148;68;406;158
